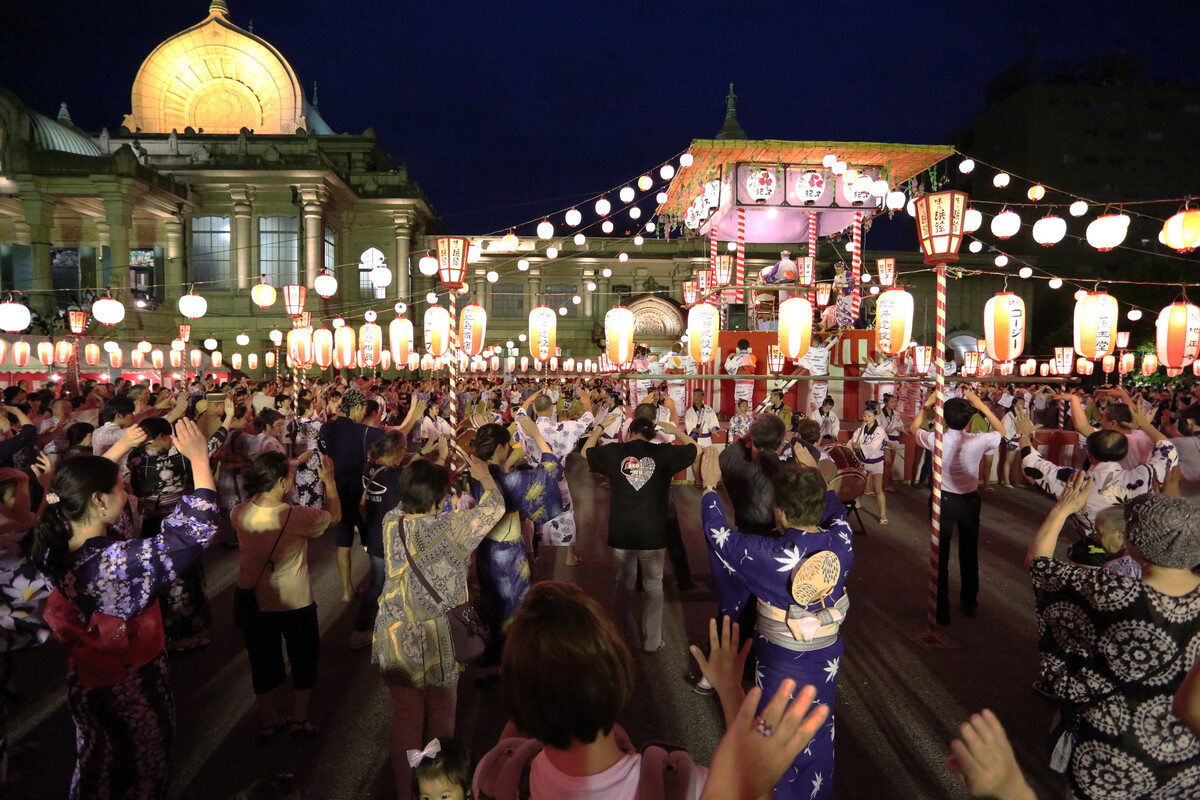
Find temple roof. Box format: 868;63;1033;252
30;110;102;157
714;84;746;140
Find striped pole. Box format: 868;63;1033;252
735;207;746;303
851;210;864;322
929;265;947;628
710;233;719;274
1058;397;1069;430
448;289;458;435
807;210;818;306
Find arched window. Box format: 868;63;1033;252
358;247;386;300
545;283;578;318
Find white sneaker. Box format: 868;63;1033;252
349;630;373;650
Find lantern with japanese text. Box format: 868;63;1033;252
1156;302;1200;369
390;318;413;364
984;292;1026;362
151;349;164;370
876;258;896;288
604;306;635;366
1102;355;1116;374
106;347;121;369
682;281;698;305
797;256;815;286
1054;347;1074;375
816;282;833;306
131;349;144;369
334;325;356;369
712;254;734;286
178;324;191;343
311;328;332;368
232;353;242;371
211;351;222;369
778;297;813;359
359;320;383;368
962;351;980;376
67;310;87;335
287;327;312;368
436;236;470;289
1074;291;1118;359
170;349;182;368
686;302;720;364
529;305;557;361
282;285;306;318
459;304;487;357
914;190;968;264
37;341;53;366
84;342;99;366
875;289;913;356
1142;353;1159;377
251;280;277;309
190;349;202;368
424;305;451;357
911;345;932;375
265;351;276;369
54;340;73;364
697;270;711;297
768;345;785;372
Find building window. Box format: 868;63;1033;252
545;283;578;318
192;216;230;285
491;282;524;318
358;247;387;300
51;248;80;300
259;216;299;287
129;248;160;300
324;225;336;271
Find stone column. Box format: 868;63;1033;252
101;194;135;295
299;187;327;288
164;218;185;303
230;187;254;290
527;268;541;313
582;269;595;318
473;268;487;314
19;193;55;318
393;210;415;304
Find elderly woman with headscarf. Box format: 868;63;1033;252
1025;473;1200;800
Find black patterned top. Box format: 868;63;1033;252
1031;556;1200;800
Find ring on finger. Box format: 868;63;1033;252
753;717;774;738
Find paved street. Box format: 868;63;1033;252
9;456;1067;799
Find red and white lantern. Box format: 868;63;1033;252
169;349;182;368
875;258;896;288
436;236;470;289
1074;291;1118;359
1156;302;1200;369
37;341;53;366
151;349;164;370
54;340;74;364
816;282;832;306
359;321;383;368
458;304;487;357
282;284;306;318
232;353;243;371
265;351;276;370
390;318;413;364
84;342;99;366
686;302;720;364
288;327;312;368
605;306;635;366
778;296;813;359
1054;346;1074;375
424;305;451;357
248;353;258;371
107;347;121;369
190;349;202;368
529;305;557;361
334;325;356;369
1142;353;1158;377
131;349;144;369
984;292;1026;362
313;328;334;369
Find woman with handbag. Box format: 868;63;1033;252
374;454;503;798
232;450;340;741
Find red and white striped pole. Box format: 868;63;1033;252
735;207;746;303
807;210;818;306
929;264;948;628
448;289;458;434
1058;397;1069;430
850;210;864;322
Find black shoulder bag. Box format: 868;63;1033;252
233;507;292;629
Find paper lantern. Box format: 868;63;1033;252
91;296;124;326
211;351;222;368
697;270;711;297
436;236;470;289
178;291;207;319
1142;353;1158;377
251;280;277;309
1032;216;1067;246
1167;367;1184;377
1163;209;1200;253
712;255;734;286
190;348;202;368
203;338;217;352
230;353;241;371
1074;291;1119;359
795;256;815;286
876;258;896;288
370;264;392;289
962;351;980;376
359;321;383;367
1039;362;1050;377
269;329;283;346
334;325;356;368
816;282;833;306
424;305;451;357
1156;302;1200;369
0;302;30;336
390;318;413;364
282;285;306;317
308;328;330;368
131;349;144;369
1194;360;1200;377
248;353;258;371
1054;347;1074;375
605;306;635;366
151;349;164;370
36;341;53;366
687;302;720;364
169;349;182;368
1116;331;1130;349
989;209;1021;239
67;310;87;335
767;345;785;372
381;350;392;370
265;351;276;369
314;272;338;299
1086;213;1130;252
520;356;529;372
1102;355;1116;374
83;342;99;366
778;297;814;359
528;305;557;361
913;190;969;263
459;304;487;357
287;327;312;368
874;289;913;356
1076;357;1094;376
55;340;73;364
106;347;121;368
984;292;1026;362
682;281;698;305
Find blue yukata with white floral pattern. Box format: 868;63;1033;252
701;490;854;800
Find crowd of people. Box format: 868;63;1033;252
0;367;1198;800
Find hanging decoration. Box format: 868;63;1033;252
190;349;202;368
265;351;276;369
1156;302;1200;369
778;297;813;359
1142;353;1159;377
312;328;333;368
712;255;734;286
107;347;121;368
211;351;223;368
1086;212;1131;252
91;296;124;326
686;302;720;364
424;305;451;357
282;285;306;318
84;342;100;366
131;349;144;369
334;325;356;369
436;236;469;289
169;349;182;368
682;281;698;305
67;310;88;335
151;349;164;370
287;327;312;367
984;292;1026;362
1073;291;1119;359
528;305;557;361
248;353;258;371
816;282;833;306
876;259;896;288
178;290;208;319
390;317;413;364
874;289;914;356
0;302;30;334
1054;346;1074;375
605;306;635;366
1163;209;1200;253
359;319;383;368
36;341;53;366
314;271;339;299
55;341;73;364
1032;216;1067;246
459;304;487;357
251;280;277;309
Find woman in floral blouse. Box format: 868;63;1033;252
30;419;220;800
374;454;503;797
1026;472;1200;800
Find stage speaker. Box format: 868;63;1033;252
726;303;748;331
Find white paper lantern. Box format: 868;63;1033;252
178;291;208;319
595;198;611;216
885;191;906;211
91;296;124;326
371;264;393;288
0;302;31;333
990;210;1021;239
565;208;582;227
619;187;635;203
601;220;614;234
1074;291;1119;359
536;220;554;240
963;208;983;233
574;233;586;246
1086;213;1130;252
314;272;338;298
875;289;914;355
486;270;499;283
993;172;1011;188
236;332;250;346
1032;216;1067;246
1069;200;1088;217
958;159;976;174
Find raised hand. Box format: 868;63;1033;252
946;709;1036;800
1055;470;1092;515
171;417;209;463
689;616;751;701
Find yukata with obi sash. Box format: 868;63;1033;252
700;490;854;800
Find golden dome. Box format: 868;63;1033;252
123;2;310;135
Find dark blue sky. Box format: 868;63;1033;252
2;0;1194;237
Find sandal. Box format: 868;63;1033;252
290;719;320;738
879;518;889;525
258;718;288;742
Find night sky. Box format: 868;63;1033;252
1;0;1194;238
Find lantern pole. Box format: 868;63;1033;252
929;263;947;630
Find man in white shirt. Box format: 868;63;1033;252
723;339;757;406
663;345;694;410
683;388;719;453
909;389;1005;625
797;333;838;414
